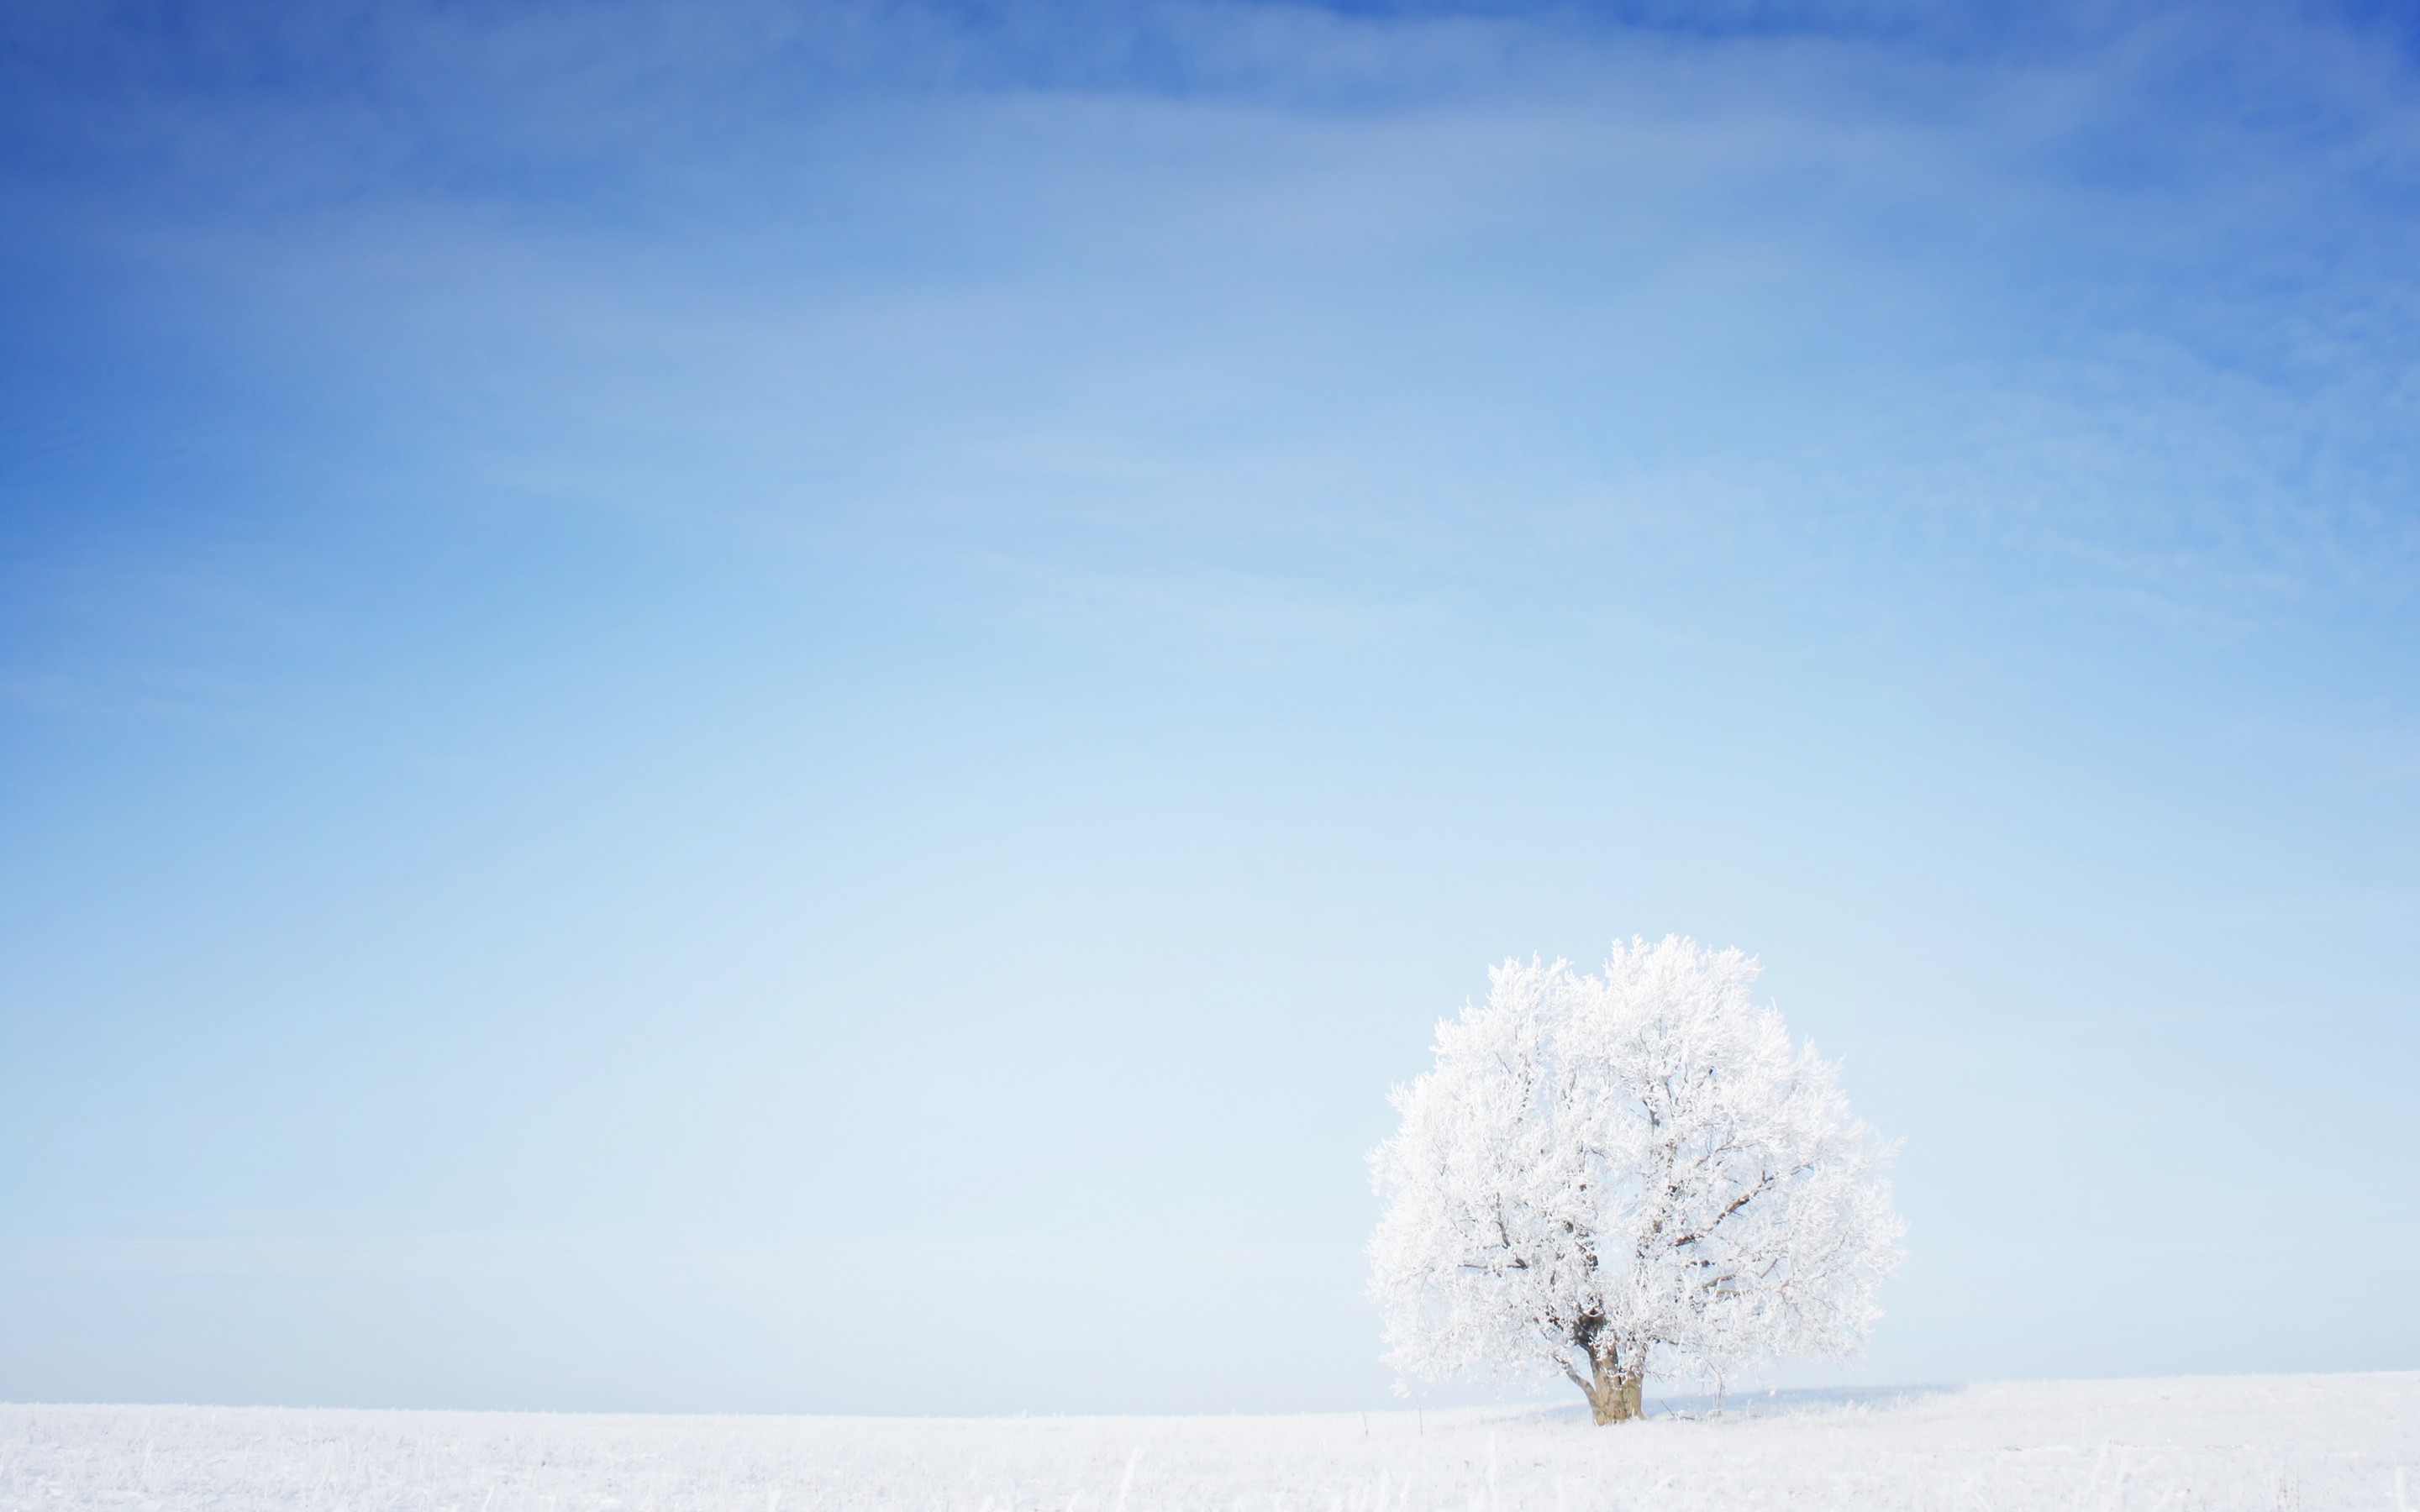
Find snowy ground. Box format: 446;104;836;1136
3;1373;2413;1511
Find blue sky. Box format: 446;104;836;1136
3;0;2417;1413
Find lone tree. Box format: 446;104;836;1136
1367;936;1902;1424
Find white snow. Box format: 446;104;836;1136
3;1373;2413;1510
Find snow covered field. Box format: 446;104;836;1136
3;1373;2413;1511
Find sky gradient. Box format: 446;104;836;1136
3;0;2418;1413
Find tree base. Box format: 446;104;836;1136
1585;1362;1645;1425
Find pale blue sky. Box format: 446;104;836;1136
3;0;2417;1412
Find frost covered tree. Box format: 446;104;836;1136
1367;936;1902;1424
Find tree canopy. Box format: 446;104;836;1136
1368;937;1902;1423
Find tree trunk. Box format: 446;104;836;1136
1584;1350;1646;1425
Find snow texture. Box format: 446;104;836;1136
1370;937;1902;1410
3;1373;2415;1510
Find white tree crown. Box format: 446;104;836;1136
1367;936;1903;1399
